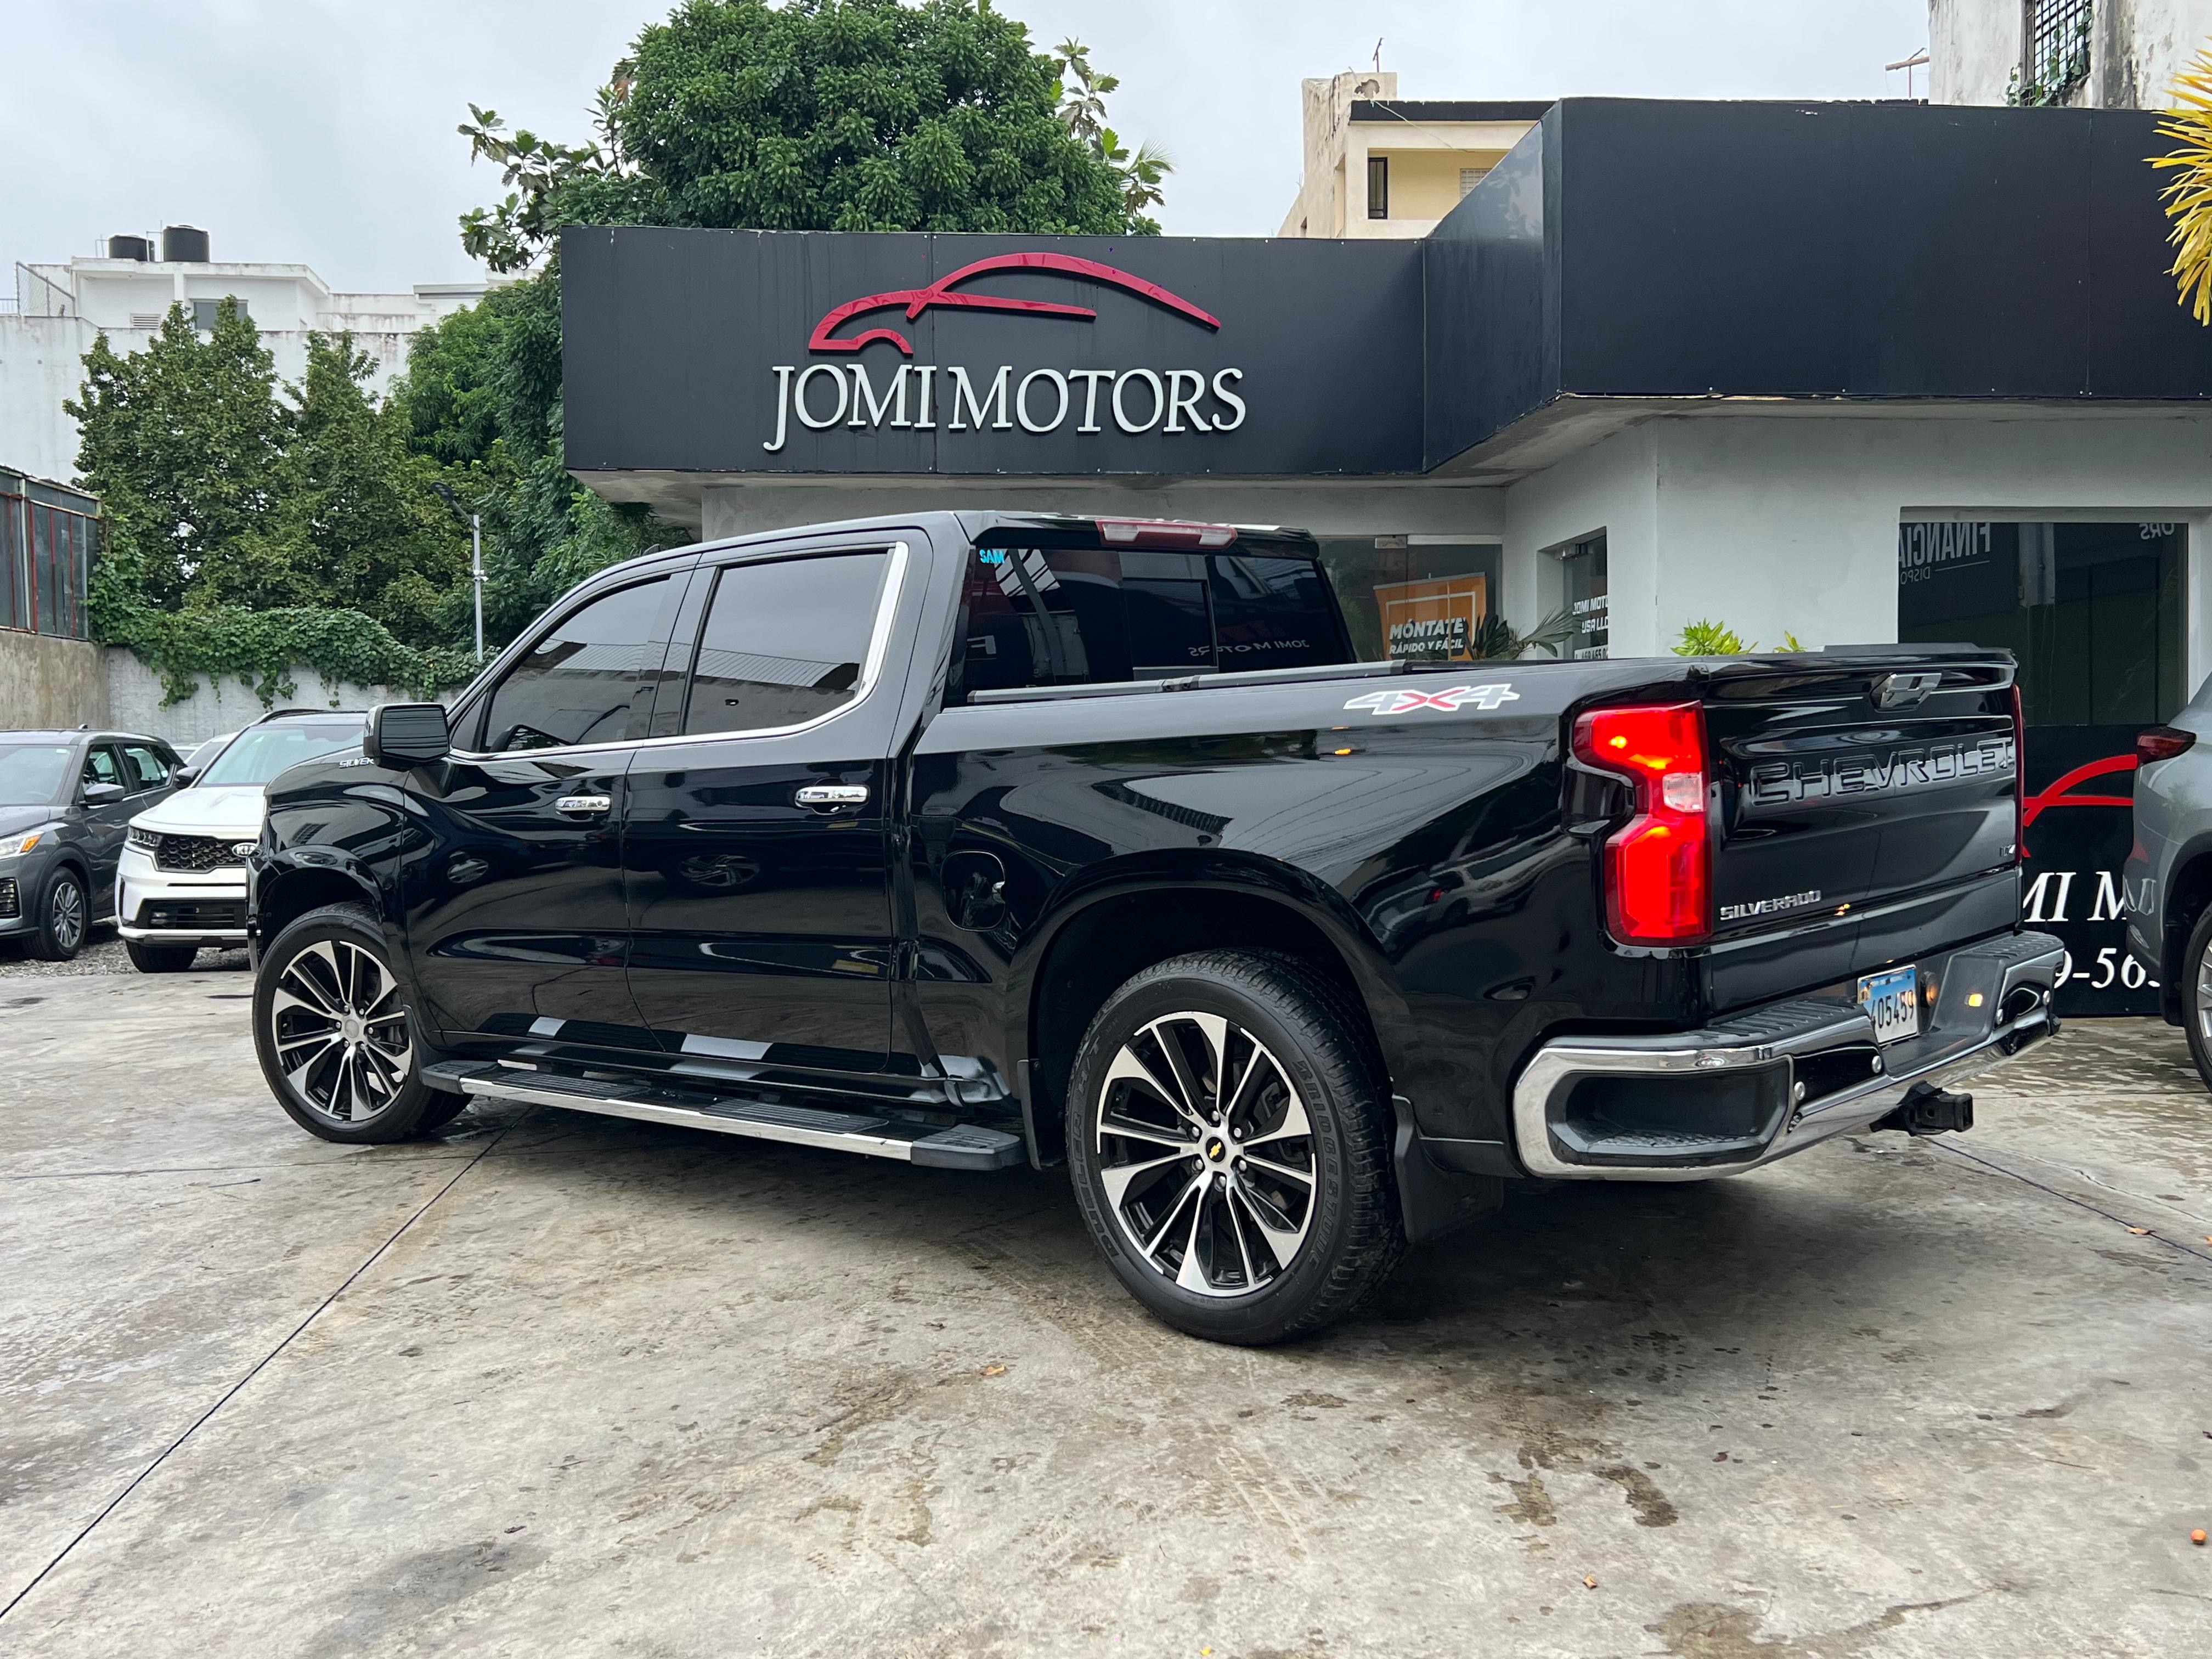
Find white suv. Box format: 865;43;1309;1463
118;711;364;972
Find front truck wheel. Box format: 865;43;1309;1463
1065;950;1406;1345
253;902;461;1143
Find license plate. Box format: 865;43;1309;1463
1859;966;1920;1045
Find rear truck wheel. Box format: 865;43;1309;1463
1065;950;1406;1345
253;902;443;1143
27;867;87;962
2183;905;2212;1093
126;940;198;973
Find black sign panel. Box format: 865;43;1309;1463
562;228;1425;478
2021;723;2153;1017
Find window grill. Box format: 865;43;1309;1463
2027;0;2092;95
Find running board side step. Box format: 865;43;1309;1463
421;1060;1025;1171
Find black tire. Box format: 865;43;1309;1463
253;902;441;1143
27;866;88;962
126;940;198;973
2181;904;2212;1093
1064;949;1405;1345
417;1093;472;1134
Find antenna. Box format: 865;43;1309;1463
1372;37;1383;74
1885;47;1929;99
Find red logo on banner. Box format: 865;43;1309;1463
2021;751;2136;854
807;252;1221;356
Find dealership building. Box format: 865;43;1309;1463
563;97;2212;1012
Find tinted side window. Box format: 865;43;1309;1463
680;552;890;736
482;576;675;753
1210;555;1342;673
955;545;1349;698
121;744;171;792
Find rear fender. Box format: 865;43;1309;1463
1012;849;1416;1070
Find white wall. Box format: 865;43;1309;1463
102;650;440;747
699;476;1506;545
0;315;97;483
1930;0;2027;103
1499;424;1658;648
1497;408;2212;665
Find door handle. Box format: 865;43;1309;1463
555;793;613;816
795;784;870;808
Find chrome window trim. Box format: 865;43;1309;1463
447;541;909;763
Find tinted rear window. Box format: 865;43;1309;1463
955;545;1348;699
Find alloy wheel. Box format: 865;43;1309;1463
2197;935;2212;1046
267;938;415;1126
1093;1011;1317;1299
50;878;84;952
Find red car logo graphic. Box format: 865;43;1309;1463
2021;750;2137;855
807;251;1221;356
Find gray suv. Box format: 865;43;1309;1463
2124;680;2212;1083
0;730;185;960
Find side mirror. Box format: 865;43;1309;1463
82;781;126;806
171;766;200;786
364;702;452;769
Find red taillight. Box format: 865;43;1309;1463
2138;725;2198;764
1096;518;1238;549
1571;700;1711;945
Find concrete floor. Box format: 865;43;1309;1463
2;969;2208;1657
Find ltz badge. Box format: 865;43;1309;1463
1342;684;1520;716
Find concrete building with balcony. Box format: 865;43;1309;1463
1;225;498;485
1277;71;1547;239
1930;0;2212;106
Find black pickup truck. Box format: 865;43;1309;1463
246;512;2062;1344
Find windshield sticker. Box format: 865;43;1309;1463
1342;684;1519;716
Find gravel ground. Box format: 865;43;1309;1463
0;924;251;979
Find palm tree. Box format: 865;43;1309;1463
2152;48;2212;324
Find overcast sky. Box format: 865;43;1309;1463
7;0;1929;290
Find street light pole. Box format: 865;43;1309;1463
470;511;484;662
433;481;488;664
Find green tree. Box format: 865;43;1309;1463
67;300;285;618
1046;37;1173;222
456;0;1149;272
392;275;672;646
208;333;467;644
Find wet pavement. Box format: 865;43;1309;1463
2;973;2207;1656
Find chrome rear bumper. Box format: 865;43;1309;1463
1511;930;2064;1181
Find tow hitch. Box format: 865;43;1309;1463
1876;1081;1975;1137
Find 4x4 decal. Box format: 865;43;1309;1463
1342;684;1520;716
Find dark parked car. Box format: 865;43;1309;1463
0;729;185;959
247;514;2061;1343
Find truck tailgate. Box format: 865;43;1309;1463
1699;652;2019;1009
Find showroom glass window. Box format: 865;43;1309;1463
1560;534;1609;659
1897;522;2184;725
679;552;891;736
481;575;676;753
1312;536;1504;665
